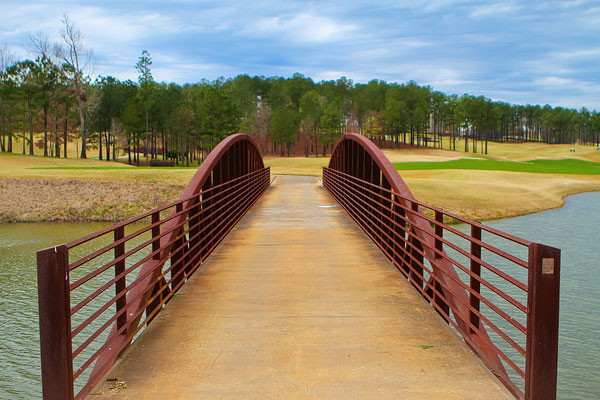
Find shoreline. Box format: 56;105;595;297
475;187;599;222
1;175;598;224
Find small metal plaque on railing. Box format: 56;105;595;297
542;258;555;274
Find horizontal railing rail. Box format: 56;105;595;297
323;134;560;400
37;134;271;400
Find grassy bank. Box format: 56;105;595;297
0;179;184;223
2;139;600;223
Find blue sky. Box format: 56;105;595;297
1;0;600;109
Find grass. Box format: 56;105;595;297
0;152;197;185
400;169;600;221
263;156;329;176
2;137;600;222
393;158;600;175
0;178;183;222
8;134;85;159
425;136;600;162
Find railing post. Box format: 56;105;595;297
408;201;424;291
114;226;127;331
526;243;560;400
171;202;185;290
37;245;74;400
470;225;482;334
152;211;160;260
434;210;443;258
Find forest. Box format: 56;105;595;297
2;19;600;166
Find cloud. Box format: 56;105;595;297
1;0;600;109
469;2;520;18
247;13;357;44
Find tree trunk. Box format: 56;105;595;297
79;98;87;159
64;103;68;158
55;118;60;158
28;98;34;155
43;104;48;157
105;131;110;161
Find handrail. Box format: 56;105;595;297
323;133;560;400
37;134;271;400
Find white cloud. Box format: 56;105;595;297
247;13;357;44
469;2;520;18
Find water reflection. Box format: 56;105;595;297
0;222;113;399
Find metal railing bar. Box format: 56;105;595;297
326;173;529;318
70;170;264;290
71;172;269;336
325;168;532;247
327;168;530;268
326;174;529;345
330;171;529;292
71;170;270;358
65;168;267;251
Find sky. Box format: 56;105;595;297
1;0;600;110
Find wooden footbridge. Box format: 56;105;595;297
37;134;560;399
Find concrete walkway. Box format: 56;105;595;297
92;175;511;399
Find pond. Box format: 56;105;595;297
0;192;598;399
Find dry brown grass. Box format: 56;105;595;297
0;179;184;222
401;169;600;221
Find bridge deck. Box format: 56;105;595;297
93;175;511;399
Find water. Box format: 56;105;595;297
0;222;113;399
482;191;600;400
1;193;599;399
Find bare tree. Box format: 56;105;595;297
0;43;15;73
56;15;93;158
28;31;52;59
0;44;16;153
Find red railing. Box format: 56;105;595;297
37;135;270;400
323;134;560;400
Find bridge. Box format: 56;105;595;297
37;134;560;399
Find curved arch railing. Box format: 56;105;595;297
323;133;560;400
37;134;270;400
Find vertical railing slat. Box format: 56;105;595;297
114;226;127;331
470;225;482;334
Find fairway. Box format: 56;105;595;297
393;158;600;175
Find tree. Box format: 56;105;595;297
269;106;298;156
0;44;16;153
194;83;240;147
5;60;40;155
121;97;144;165
33;55;60;157
320;101;344;154
135;50;155;165
299;90;323;156
167;101;195;166
57;15;93;158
